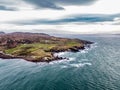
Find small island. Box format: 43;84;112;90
0;32;93;62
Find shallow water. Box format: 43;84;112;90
0;35;120;90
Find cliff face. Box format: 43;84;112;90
0;32;93;62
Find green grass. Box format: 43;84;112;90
5;43;56;54
4;43;54;60
4;40;82;60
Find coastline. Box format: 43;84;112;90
0;43;93;62
0;32;93;62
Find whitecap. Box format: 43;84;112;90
79;43;97;54
69;57;75;61
90;43;98;49
49;59;68;65
70;63;92;68
61;65;68;68
78;59;89;62
54;52;67;57
80;50;88;53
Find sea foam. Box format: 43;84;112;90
70;63;92;68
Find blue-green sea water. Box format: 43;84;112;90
0;35;120;90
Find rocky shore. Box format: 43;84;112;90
0;32;93;62
0;44;92;62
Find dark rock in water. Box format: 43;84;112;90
85;44;91;48
81;40;94;44
69;47;79;52
69;46;85;52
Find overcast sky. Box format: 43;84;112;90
0;0;120;34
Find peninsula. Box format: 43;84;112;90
0;32;93;62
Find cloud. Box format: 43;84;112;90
0;5;16;11
26;0;64;10
0;0;20;11
24;0;97;10
0;0;97;11
1;23;120;34
0;0;34;11
7;13;120;25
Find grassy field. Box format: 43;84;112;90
4;40;83;61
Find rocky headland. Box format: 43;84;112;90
0;32;93;62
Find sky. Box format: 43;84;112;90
0;0;120;34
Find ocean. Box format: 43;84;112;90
0;35;120;90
